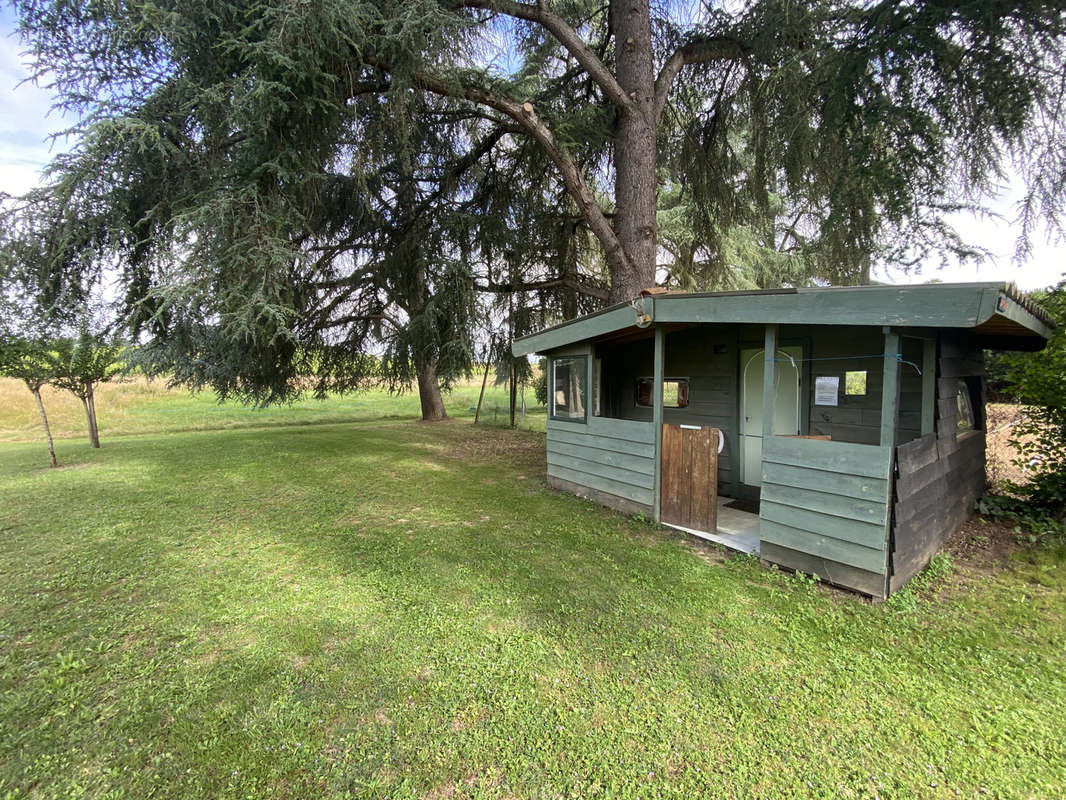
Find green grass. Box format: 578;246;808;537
1;399;1065;798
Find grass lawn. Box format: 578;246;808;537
1;389;1065;798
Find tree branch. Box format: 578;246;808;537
455;0;633;111
654;37;747;123
362;55;635;283
476;276;609;300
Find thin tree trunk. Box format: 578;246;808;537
31;386;58;468
474;338;494;424
86;383;100;448
415;357;448;421
610;0;659;303
509;363;517;429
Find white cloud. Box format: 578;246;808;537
0;10;72;197
873;185;1066;291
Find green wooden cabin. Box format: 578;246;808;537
512;283;1053;599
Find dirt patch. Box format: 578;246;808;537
418;422;544;468
944;515;1025;574
684;539;729;567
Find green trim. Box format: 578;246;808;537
880;331;901;448
921;338;936;436
762;325;778;441
511;283;1051;357
652;326;665;522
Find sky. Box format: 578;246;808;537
0;9;1062;292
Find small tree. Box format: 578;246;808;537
0;335;60;467
52;328;123;448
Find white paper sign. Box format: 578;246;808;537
815;376;839;406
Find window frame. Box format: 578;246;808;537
550;355;589;423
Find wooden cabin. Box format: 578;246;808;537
512;283;1053;599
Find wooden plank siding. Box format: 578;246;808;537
545;416;656;514
759;436;894;597
889;339;987;593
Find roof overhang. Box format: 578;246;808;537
513;283;1053;356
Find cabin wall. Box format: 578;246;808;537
889;338;987;593
759;436;894;597
545;416;656;516
596;327;737;491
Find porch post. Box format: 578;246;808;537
920;337;936;437
762;324;779;441
652;326;665;522
881;329;901;448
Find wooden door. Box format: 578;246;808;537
660;424;719;532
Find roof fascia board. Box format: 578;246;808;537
979;287;1055;339
512;305;637;356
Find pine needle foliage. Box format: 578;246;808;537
5;0;1066;401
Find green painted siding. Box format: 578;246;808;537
760;436;893;595
546;416;656;509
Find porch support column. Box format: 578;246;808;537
652;325;665;522
762;324;779;441
881;328;902;448
920;337;936;437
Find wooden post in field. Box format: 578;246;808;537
474;335;495;425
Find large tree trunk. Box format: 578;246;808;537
415;356;448;421
31;386;58;468
609;0;659;304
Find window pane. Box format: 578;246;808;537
552;357;587;420
956;379;975;432
845;371;867;395
636;377;653;407
635;378;689;408
665;380;689;408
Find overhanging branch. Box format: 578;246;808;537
654;37;747;123
455;0;632;111
361;55;634;283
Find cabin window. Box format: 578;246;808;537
635;378;689;409
956;378;977;432
551;356;587;421
845;370;867;396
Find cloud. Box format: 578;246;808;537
0;9;72;197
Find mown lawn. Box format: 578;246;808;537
1;413;1065;797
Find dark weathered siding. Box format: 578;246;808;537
889;339;986;592
546;416;656;514
760;436;894;597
